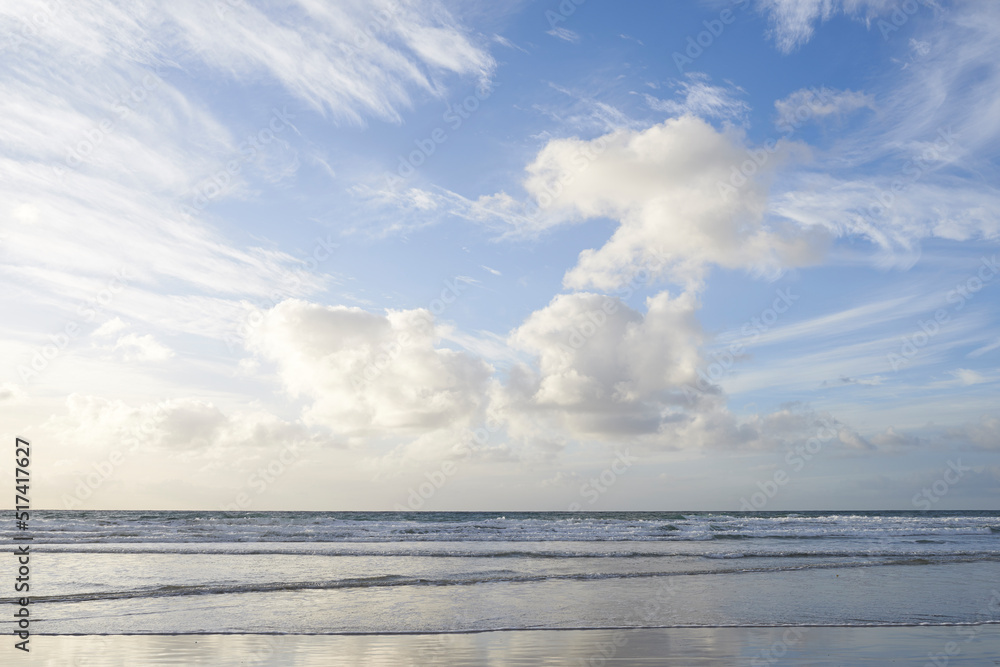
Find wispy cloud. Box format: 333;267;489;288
644;75;750;123
773;86;874;129
754;0;902;53
767;1;1000;257
968;337;1000;358
946;368;991;386
547;27;581;43
0;0;494;347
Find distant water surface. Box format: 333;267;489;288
2;510;998;634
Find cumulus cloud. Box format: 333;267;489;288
520;115;827;291
496;290;712;444
234;294;852;462
489;284;865;456
247;299;493;439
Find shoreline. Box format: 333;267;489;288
26;618;1000;635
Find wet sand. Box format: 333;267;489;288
8;626;1000;666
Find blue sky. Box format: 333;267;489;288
1;0;998;510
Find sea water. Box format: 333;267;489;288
2;510;998;635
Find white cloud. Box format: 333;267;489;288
43;394;318;453
498;290;712;443
413;286;869;460
947;368;988;386
530;84;639;137
954;416;1000;450
769;173;1000;257
774;86;874;129
493;33;528;53
869;416;1000;452
754;0;901;53
716;290;935;350
236;357;260;376
0;1;494;126
968;338;1000;358
721;310;991;399
232;292;858;462
835;374;886;387
93;317;129;338
768;2;1000;255
0;0;495;352
0;55;325;343
644;76;750;123
547;27;581;43
519;115;827;291
112;333;174;362
247;299;493;438
869;425;924;449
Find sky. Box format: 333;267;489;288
1;0;998;511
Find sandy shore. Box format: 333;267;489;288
7;626;999;665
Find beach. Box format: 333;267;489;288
7;627;1000;666
2;510;998;664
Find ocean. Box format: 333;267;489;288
3;510;999;639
